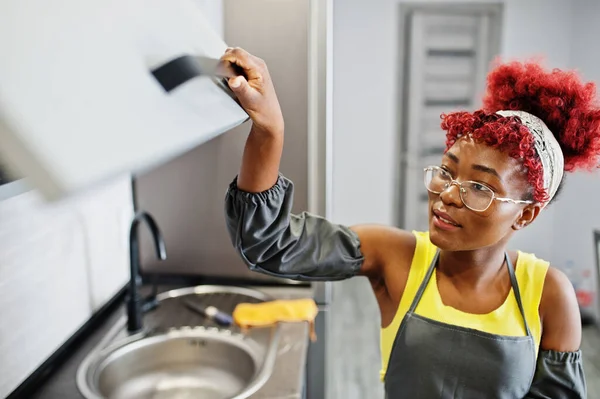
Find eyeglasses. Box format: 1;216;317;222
423;166;533;212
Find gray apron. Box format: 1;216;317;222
384;250;537;398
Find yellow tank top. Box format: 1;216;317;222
380;231;549;381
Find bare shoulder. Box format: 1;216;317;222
539;266;582;352
349;224;416;278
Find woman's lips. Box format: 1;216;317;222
432;209;461;230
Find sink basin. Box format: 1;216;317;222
89;328;261;399
77;286;281;399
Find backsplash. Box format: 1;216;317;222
0;175;133;397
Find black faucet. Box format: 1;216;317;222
126;210;167;333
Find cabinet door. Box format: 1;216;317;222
0;0;247;202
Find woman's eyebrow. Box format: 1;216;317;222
472;164;502;180
445;151;502;180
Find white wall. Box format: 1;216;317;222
331;0;398;225
501;0;572;69
551;0;600;317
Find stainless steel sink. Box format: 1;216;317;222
77;286;281;399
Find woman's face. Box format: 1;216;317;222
428;136;541;251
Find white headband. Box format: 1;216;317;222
496;110;564;203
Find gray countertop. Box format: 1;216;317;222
28;285;313;399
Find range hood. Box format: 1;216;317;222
0;0;248;201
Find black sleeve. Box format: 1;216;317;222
224;174;364;281
525;349;587;399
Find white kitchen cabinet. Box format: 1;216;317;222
0;0;247;202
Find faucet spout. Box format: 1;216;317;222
127;210;167;333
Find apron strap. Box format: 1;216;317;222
406;249;532;338
505;252;532;337
406;250;439;314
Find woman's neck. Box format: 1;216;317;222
438;244;509;289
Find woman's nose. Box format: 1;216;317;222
439;182;464;208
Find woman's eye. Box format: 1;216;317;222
440;168;452;177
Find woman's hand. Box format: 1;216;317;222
220;47;284;192
220;47;284;136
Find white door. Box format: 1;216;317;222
397;5;502;230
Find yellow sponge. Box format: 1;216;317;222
233;298;319;341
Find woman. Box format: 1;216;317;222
221;47;598;398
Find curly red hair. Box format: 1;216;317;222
441;60;600;203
